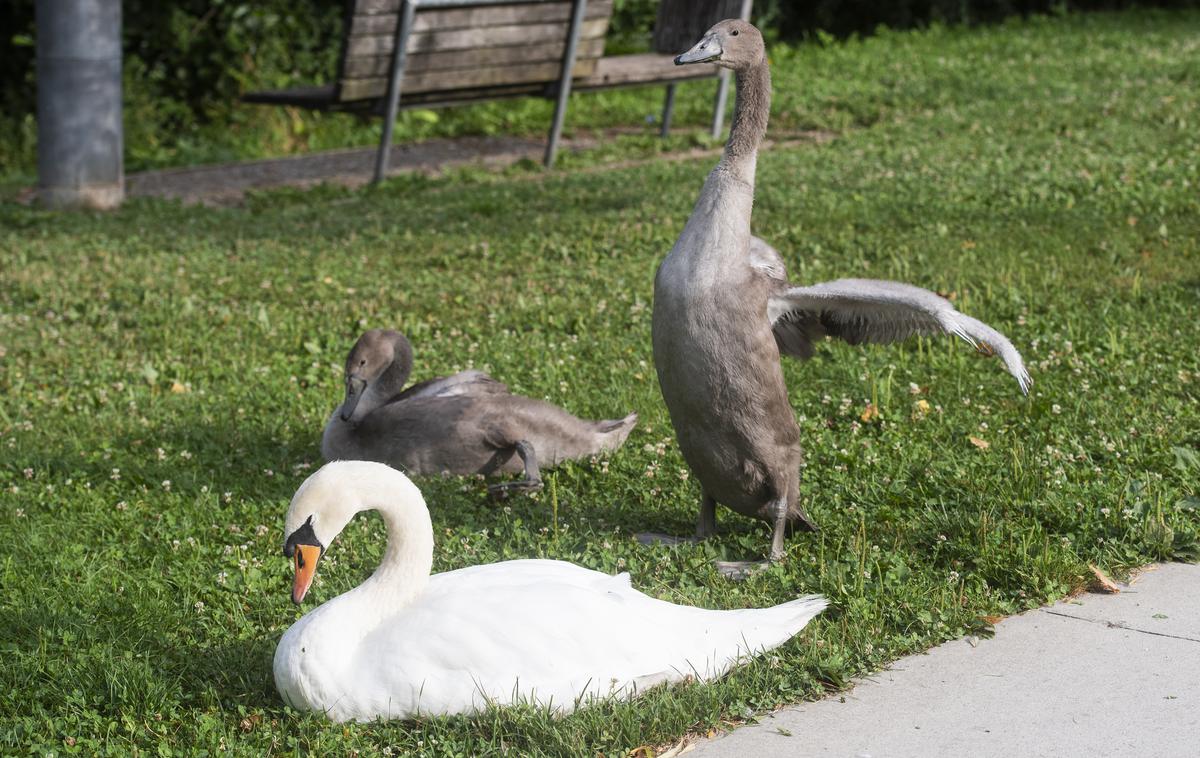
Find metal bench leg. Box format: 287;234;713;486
711;70;731;140
373;0;416;184
660;83;677;139
545;0;588;168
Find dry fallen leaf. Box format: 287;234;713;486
860;403;880;423
969;436;990;450
1088;565;1121;594
658;738;695;758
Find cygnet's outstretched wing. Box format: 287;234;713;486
768;278;1031;393
397;370;509;401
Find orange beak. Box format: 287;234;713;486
291;544;322;604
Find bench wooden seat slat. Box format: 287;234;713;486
574;52;717;89
342;60;588;100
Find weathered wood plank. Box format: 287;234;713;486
354;0;609;15
349;1;612;35
339;58;598;100
573;53;718;89
346;18;608;57
342;38;605;79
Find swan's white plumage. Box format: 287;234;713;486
273;461;827;722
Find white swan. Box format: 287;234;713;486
273;460;827;721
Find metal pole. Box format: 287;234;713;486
373;0;417;184
710;0;753;141
660;83;677;139
543;0;588;168
36;0;123;209
710;71;730;140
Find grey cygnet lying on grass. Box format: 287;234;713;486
321;329;637;497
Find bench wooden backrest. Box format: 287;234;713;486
337;0;614;102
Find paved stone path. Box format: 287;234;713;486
126;135;555;205
690;562;1200;758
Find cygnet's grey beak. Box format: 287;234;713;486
675;34;722;65
340;375;367;421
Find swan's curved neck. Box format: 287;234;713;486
329;472;434;626
356;493;433;610
720;58;771;182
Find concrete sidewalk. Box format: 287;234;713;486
691;562;1200;758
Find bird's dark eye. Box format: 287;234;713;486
731;29;739;36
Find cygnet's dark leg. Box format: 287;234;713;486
487;440;543;498
636;491;717;547
696;492;717;539
712;495;789;581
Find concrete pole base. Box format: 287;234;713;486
38;183;125;211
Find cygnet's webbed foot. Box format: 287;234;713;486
712;559;772;581
486;478;542;499
487;439;542;499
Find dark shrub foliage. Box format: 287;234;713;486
1;0;1194;173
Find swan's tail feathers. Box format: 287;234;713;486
595;412;638;451
773;594;829;633
727;594;828;662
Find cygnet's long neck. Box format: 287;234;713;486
718;58;772;185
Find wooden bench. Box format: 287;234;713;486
243;0;746;180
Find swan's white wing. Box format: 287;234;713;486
769;278;1031;393
398;370;508;400
353;560;825;718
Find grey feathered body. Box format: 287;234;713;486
651;21;1028;551
322;390;635;477
653;169;801;522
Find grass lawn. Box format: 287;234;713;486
3;8;1200;756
